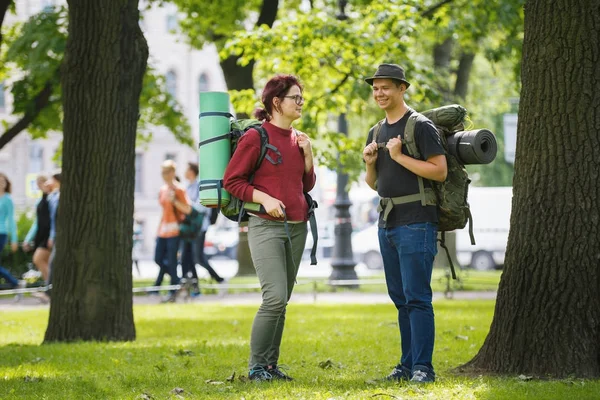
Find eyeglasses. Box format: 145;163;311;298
283;95;305;105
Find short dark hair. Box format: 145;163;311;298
52;172;61;183
187;162;199;177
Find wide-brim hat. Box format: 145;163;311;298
364;63;411;88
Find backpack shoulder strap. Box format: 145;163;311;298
404;111;424;159
254;125;282;167
372;119;385;143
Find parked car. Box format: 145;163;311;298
456;186;512;270
204;224;239;259
351;223;383;270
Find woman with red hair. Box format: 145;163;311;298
224;75;316;382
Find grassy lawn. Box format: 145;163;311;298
133;269;503;296
1;300;597;399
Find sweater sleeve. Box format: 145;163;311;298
6;197;18;244
223;129;263;203
302;166;317;193
25;219;37;244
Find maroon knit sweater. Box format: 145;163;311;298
223;121;316;222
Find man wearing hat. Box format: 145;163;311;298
362;63;447;383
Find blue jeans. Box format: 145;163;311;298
379;222;438;374
0;234;19;287
154;236;181;293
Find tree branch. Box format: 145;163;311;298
0;79;55;150
256;0;279;28
314;72;351;102
0;0;13;45
421;0;456;18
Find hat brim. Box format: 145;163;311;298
365;76;411;88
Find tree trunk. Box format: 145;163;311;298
461;0;600;378
454;52;474;100
44;0;148;342
219;0;279;277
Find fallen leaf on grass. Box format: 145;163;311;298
518;374;533;381
455;335;469;341
24;375;40;383
318;359;337;369
371;394;401;399
170;387;185;394
205;380;225;385
226;372;236;382
138;393;153;400
176;349;194;357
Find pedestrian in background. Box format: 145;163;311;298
0;173;24;290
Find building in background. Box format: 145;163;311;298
0;0;227;257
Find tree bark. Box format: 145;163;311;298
44;0;148;342
0;0;12;45
461;0;600;378
454;52;474;100
222;0;279;277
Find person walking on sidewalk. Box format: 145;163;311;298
0;173;24;290
181;162;224;296
23;174;52;283
153;160;190;303
362;64;447;383
224;74;316;382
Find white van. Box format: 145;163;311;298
456;186;513;270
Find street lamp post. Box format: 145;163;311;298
328;0;357;287
328;113;358;286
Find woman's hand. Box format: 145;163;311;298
296;131;312;158
262;196;286;219
11;243;18;253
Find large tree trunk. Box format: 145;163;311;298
220;0;279;277
461;0;600;377
44;0;148;342
219;55;256;277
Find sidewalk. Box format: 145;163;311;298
0;289;496;311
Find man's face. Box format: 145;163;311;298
184;168;194;181
372;79;405;110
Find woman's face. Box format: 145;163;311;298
161;168;175;184
0;175;6;192
276;85;304;121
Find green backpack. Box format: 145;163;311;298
220;119;281;223
204;119;319;265
373;104;475;278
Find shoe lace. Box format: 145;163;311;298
250;366;272;380
386;365;408;379
412;370;428;381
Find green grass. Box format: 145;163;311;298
133;269;502;296
1;300;597;399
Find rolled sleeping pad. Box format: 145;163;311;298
199;91;232;207
446;129;498;165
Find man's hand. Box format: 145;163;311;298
22;242;32;252
47;239;54;250
386;136;403;160
263;196;286;219
363;141;379;165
